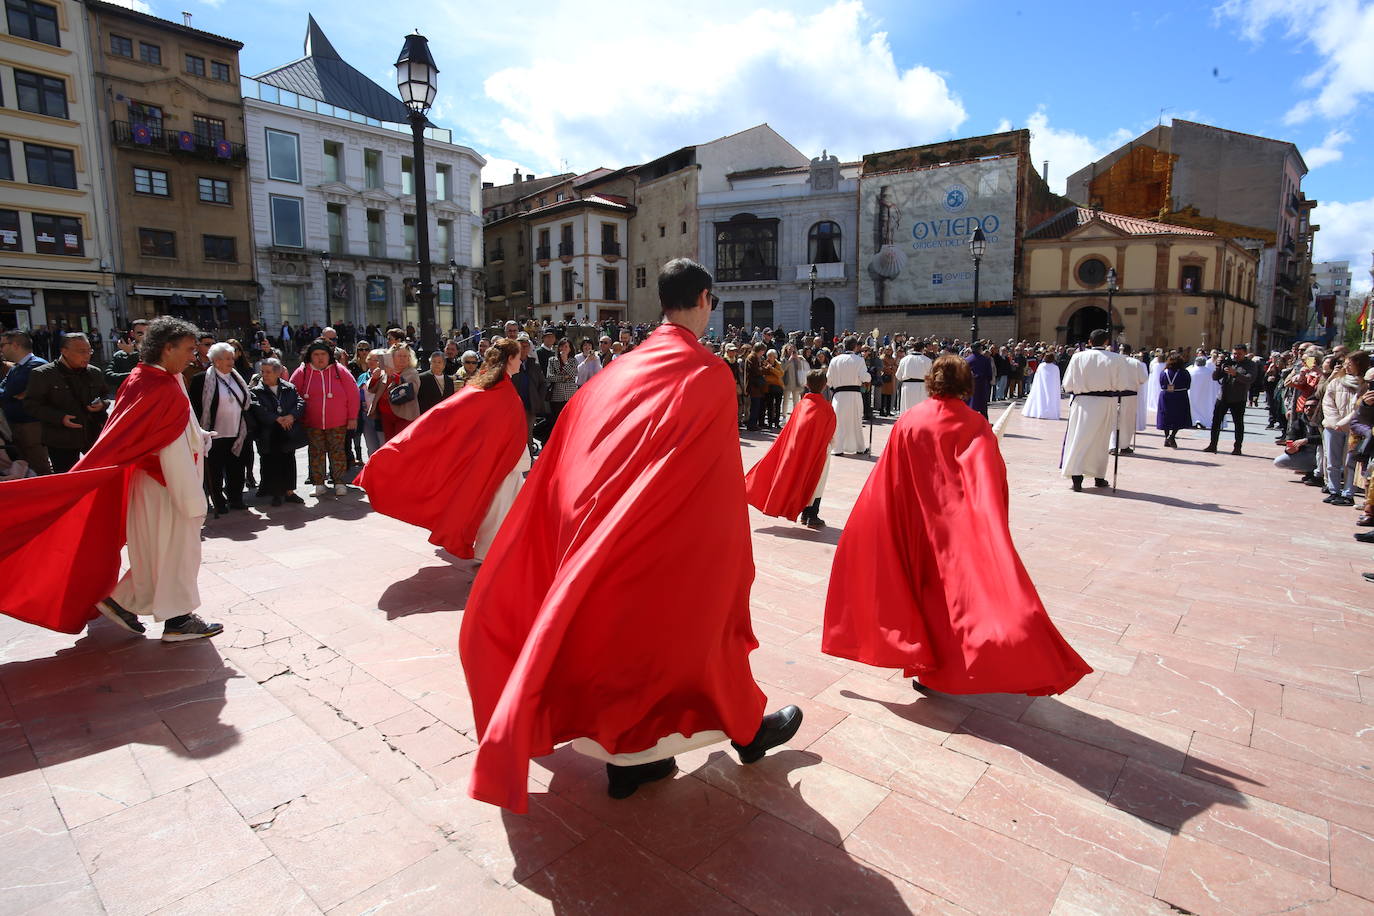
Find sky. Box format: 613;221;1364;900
120;0;1374;284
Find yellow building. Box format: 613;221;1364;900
1021;206;1259;351
1;0;116;345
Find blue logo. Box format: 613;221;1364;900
943;185;969;213
931;273;943;285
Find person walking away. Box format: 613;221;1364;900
1187;354;1220;429
1156;352;1193;448
1061;329;1131;491
745;369;836;528
1111;344;1150;455
249;358;306;506
827;337;871;454
1021;350;1062;420
896;342;933;413
965;342;994;418
24;333;109;472
1203;345;1254;455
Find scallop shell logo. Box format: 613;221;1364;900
943;185;969;213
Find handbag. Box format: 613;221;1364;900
388;380;415;406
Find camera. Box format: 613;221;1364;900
1217;356;1236;369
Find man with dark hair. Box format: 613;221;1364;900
965;341;995;418
0;329;50;473
827;336;870;454
25;333;109;473
105;319;148;390
461;256;800;811
1061;329;1132;491
1203;344;1254;455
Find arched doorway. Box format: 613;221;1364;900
810;297;835;336
1065;305;1110;345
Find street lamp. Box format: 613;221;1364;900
808;263;818;332
1106;267;1119;337
395;31;440;354
968;227;986;342
447;257;458;335
319;251;331;325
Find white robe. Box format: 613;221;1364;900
1187;361;1221;427
110;380;208;621
827;352;870;454
1021;361;1061;420
896;353;932;413
474;445;532;562
1112;357;1150;449
1061;348;1131;479
1144;358;1164;423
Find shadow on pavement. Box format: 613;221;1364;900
1109;489;1242;514
755;524;843;547
377;553;473;620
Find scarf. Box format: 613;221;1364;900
200;368;249;456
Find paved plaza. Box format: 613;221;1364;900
2;404;1372;915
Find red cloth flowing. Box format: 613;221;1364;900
355;379;526;559
744;392;836;520
822;396;1092;696
460;323;765;813
0;364;191;633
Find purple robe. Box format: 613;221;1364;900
965;353;993;418
1156;367;1192;431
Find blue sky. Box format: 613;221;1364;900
134;0;1372;278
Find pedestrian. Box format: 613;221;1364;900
1203;345;1254;455
23;332;109;473
417;350;457;414
248;358;306;506
964;342;994;418
575;339;601;386
1321;351;1370;506
291;339;361;499
1061;328;1132;491
780;343;808;420
0;329;51;473
1111;344;1150;456
369;341;421;441
745;369;835;528
188;342;252;515
896;342;933;413
1021;349;1062;420
460;258;801;811
1156;352;1193;448
878;346;897;416
822;354;1092;695
545;337;579;432
762;348;784;429
1187;353;1221;430
826;337;870;454
105;319;148;390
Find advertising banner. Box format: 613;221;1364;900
859;157;1016;307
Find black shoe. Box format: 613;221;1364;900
1305;478;1326;487
733;705;803;764
1071;475;1083;492
805;516;826;529
1094;478;1110;488
1353;530;1374;543
161;613;224;643
284;493;305;504
1363;573;1374;584
213;502;228;516
97;598;146;635
1357;516;1374;528
1201;444;1217;454
1333;496;1355;506
606;758;676;799
1231;445;1242;456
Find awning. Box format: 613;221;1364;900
132;286;224;298
1;277;101;293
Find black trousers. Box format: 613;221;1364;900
205;438;246;510
879;393;894;416
259;450;297;498
765;389;782;427
1209;401;1246;447
48;447;81;473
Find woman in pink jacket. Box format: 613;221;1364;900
289;339;360;498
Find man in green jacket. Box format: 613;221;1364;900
26;332;110;472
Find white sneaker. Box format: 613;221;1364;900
334;484;347;496
313;484;328;497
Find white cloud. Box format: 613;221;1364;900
457;1;965;174
1315;195;1374;265
1002;107;1135;196
105;0;153;11
481;156;542;187
1304;128;1352;167
1218;0;1374;124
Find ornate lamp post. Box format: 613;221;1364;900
968;227;986;342
395;32;439;354
318;250;331;325
1106;267;1119;339
808;263;817;332
447;257;459;335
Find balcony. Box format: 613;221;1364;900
557;241;574;261
111;120;247;165
1276;271;1299;291
795;262;845;282
1286;192;1300;214
487;245;505;264
485;285;506;301
1273;315;1294;331
601;240;621;259
535;244;551;265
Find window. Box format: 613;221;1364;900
808;221;841;264
7;0;60;46
559;223;573;257
0;209;21;251
265;129;300;183
659;224;666;238
555;191;565;202
561;269;574;301
109;34;133;57
269;195;304;248
722;301;745;330
322;140;342;183
193;115;225;144
601;223;619;256
139;41;160;64
714;215;779;282
366;209;384;257
133;167;169;196
681;221;687;235
128;101;162;132
184;54;205;76
539;272;550;304
32;213;82;255
197;177;230;203
401;156;414;196
15;70;67;119
327;203;345;254
0;140;10;181
435;164;450;200
278;285;302;325
603;268;618;300
24;143;76;188
1076;257;1108;287
436;219;451;260
403;214;416;260
751;300;774;329
1180;264;1203;292
138;228;175;257
210;60;231;81
363;149;381;188
203;235;235;261
634;265;646;289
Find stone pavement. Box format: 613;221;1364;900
2;403;1372;915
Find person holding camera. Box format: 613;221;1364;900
24;333;110;473
1203;345;1254;455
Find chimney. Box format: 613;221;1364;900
1043;160;1049;183
513;170;522;183
525;173;534;182
482;181;494;190
182;10;192;25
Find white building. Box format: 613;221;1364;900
528;183;633;324
244;17;483;333
700;152;859;338
1313;259;1353;328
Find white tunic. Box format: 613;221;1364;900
1113;357;1150;448
474;445;532;562
1021;360;1061;420
827;352;871;454
110;374;208;621
1144;358;1164;422
1187;360;1221;427
896;353;932;413
1061;348;1131;479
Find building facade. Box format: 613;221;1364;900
1021;206;1259;350
1067;120;1315;351
85;0;255;332
700;152;859;338
0;0;115;344
527;190;633;324
1313;260;1353;329
245;17;484;334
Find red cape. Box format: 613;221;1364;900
459;323;765;812
0;364;191;633
821;396;1092;696
744;392;836;520
356;379;526;559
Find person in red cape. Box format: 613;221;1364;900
744;368;836;528
356;338;529;561
460;258;802;812
0;317;224;641
822;355;1092;696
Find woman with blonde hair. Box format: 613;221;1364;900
368;342;421;440
357;338;530;561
